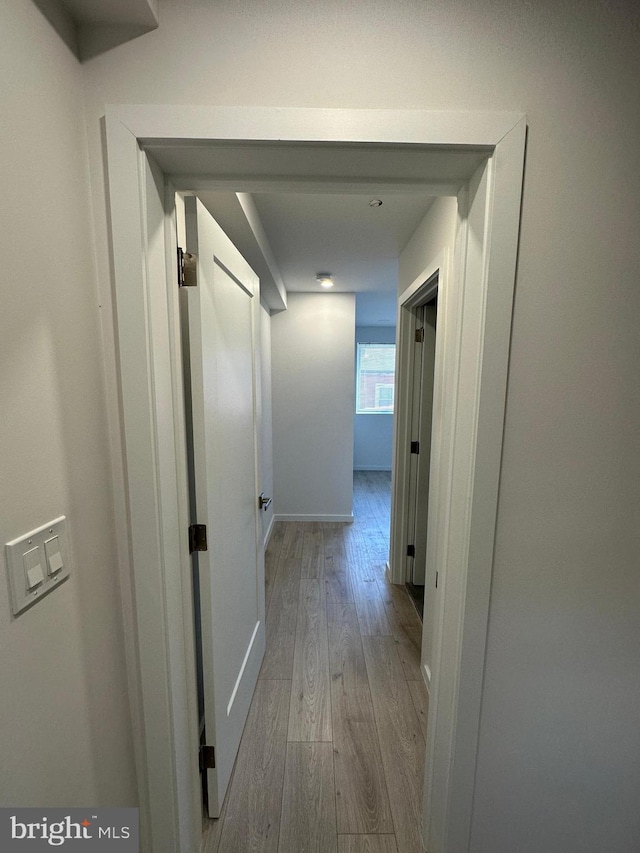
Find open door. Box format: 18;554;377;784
179;196;265;817
405;293;438;603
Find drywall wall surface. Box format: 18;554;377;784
399;196;457;291
0;0;136;808
354;326;396;471
271;293;355;519
76;0;640;848
259;304;275;541
398;198;454;687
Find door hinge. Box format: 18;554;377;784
189;524;208;554
199;745;216;771
435;570;439;588
415;327;425;343
410;441;420;455
407;544;415;558
177;247;198;287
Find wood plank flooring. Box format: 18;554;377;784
205;471;428;853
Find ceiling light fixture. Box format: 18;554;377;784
369;198;383;207
316;273;334;288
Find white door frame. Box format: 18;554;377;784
104;106;525;853
390;261;441;593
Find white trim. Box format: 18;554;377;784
390;252;447;587
105;123;187;852
112;105;523;147
423;121;526;853
263;513;277;549
103;106;526;853
179;177;465;196
274;513;354;524
401;263;441;307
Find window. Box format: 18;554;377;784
356;343;396;413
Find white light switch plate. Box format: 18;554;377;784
5;516;71;616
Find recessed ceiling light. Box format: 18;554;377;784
369;199;383;207
316;273;334;288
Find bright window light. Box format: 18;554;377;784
356;343;396;414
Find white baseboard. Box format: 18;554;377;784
387;558;405;585
274;513;354;524
263;513;276;549
353;466;392;471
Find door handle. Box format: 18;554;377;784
258;493;272;511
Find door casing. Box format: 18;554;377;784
104;106;526;853
397;282;439;589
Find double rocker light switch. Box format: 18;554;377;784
5;517;71;616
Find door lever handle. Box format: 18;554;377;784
258;493;272;511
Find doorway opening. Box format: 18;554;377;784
404;281;438;621
104;105;525;853
353;321;397;619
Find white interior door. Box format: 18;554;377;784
405;296;437;586
411;300;437;585
406;305;425;580
181;196;265;817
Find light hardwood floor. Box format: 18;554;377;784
204;471;428;853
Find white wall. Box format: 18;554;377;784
398;197;456;683
354;326;396;471
399;197;458;291
0;0;136;807
259;304;275;542
271;294;355;520
12;0;637;847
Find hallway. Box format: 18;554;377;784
205;472;428;853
